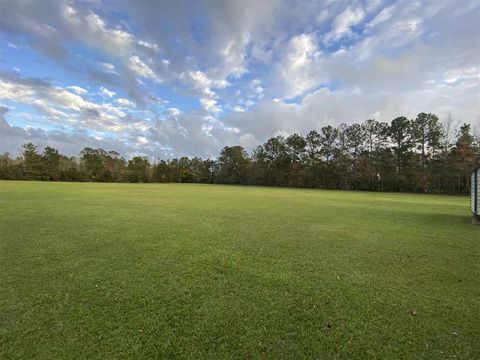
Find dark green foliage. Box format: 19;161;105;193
80;148;127;182
216;146;250;184
42;146;61;180
127;156;150;183
22;143;44;180
0;113;478;194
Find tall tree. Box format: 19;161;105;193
305;130;321;164
43;146;61;181
216;146;250;184
389;116;413;173
22;143;43;180
411;113;442;169
451;123;477;192
286;133;307;186
80;148;104;181
319;125;338;163
4;114;475;195
127;156;151;183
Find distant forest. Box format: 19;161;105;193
1;113;478;194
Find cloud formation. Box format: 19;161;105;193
0;0;478;158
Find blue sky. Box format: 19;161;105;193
0;0;479;159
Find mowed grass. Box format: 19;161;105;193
0;181;479;359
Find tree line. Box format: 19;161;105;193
1;113;478;194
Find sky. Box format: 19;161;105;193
0;0;479;159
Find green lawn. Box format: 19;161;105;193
0;181;479;359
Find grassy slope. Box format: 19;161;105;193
0;181;479;359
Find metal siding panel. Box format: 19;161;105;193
472;171;476;214
477;169;480;214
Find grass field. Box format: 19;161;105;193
1;181;479;359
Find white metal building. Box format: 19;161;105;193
471;166;480;217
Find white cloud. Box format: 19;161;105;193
167;107;182;116
316;9;330;24
271;33;324;98
67;86;88;95
233;106;245;112
137;136;149;144
100;62;117;73
61;5;134;56
180;70;229;98
324;6;365;45
126;56;157;80
137;40;159;52
0;0;478;159
220;37;248;78
116;98;134;107
367;6;395;28
224;78;479;150
199;98;223;113
99;87;116;98
32;99;68;117
0;74;134;133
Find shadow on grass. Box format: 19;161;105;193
421;212;474;226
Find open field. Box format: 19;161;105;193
0;181;479;359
